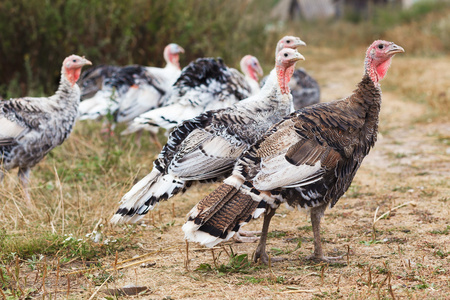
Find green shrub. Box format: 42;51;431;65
0;0;274;96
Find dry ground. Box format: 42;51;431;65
1;47;449;299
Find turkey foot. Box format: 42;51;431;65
254;246;286;264
238;230;261;237
233;230;261;243
253;243;269;264
233;232;259;243
306;254;346;263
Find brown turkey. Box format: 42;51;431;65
0;55;92;201
183;40;404;263
110;36;305;225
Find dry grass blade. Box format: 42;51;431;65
281;289;318;294
372;201;416;240
63;245;177;276
103;286;150;297
87;274;111;300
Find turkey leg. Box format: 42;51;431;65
308;204;344;262
253;208;276;264
18;167;33;206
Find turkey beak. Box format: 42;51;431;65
82;57;92;66
387;43;405;56
293;52;305;62
255;63;264;78
177;46;185;54
294;38;307;47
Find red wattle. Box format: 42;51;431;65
247;65;257;81
65;67;82;86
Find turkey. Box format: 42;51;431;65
77;43;184;121
289;68;320;109
110;39;305;225
183;40;404;263
0;55;92;201
260;68;320;110
120;54;264;137
78;65;120;101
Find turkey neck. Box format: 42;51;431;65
276;64;295;95
55;65;81;104
350;74;382;152
51;65;82;131
246;65;258;82
167;53;181;70
364;54;393;86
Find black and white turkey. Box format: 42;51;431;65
110;37;305;224
0;55;92;200
183;40;404;263
77;43;184;121
120;54;263;136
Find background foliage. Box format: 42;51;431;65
0;0;449;98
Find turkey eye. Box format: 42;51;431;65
378;44;384;49
284;53;288;57
72;59;77;62
287;40;291;43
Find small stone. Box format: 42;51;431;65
140;262;156;268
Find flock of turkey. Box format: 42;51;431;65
0;36;404;264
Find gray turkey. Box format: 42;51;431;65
120;54;263;137
0;55;92;200
110;37;305;224
77;43;184;121
183;40;404;263
260;67;320;110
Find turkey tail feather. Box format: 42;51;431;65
182;183;265;248
110;170;184;224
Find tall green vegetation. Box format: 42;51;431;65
0;0;276;97
0;0;448;98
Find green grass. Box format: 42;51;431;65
0;228;134;263
430;225;450;235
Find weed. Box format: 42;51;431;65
270;248;286;256
216;252;256;274
267;231;286;238
195;263;213;273
85;271;115;285
430;225;450;235
239;276;265;284
392;185;413;192
0;231;131;263
346;184;361;198
195;248;259;275
25;255;44;271
375;263;390;275
297;225;313;232
393;152;408;159
359;240;383;246
434;249;449;259
413;282;430;290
